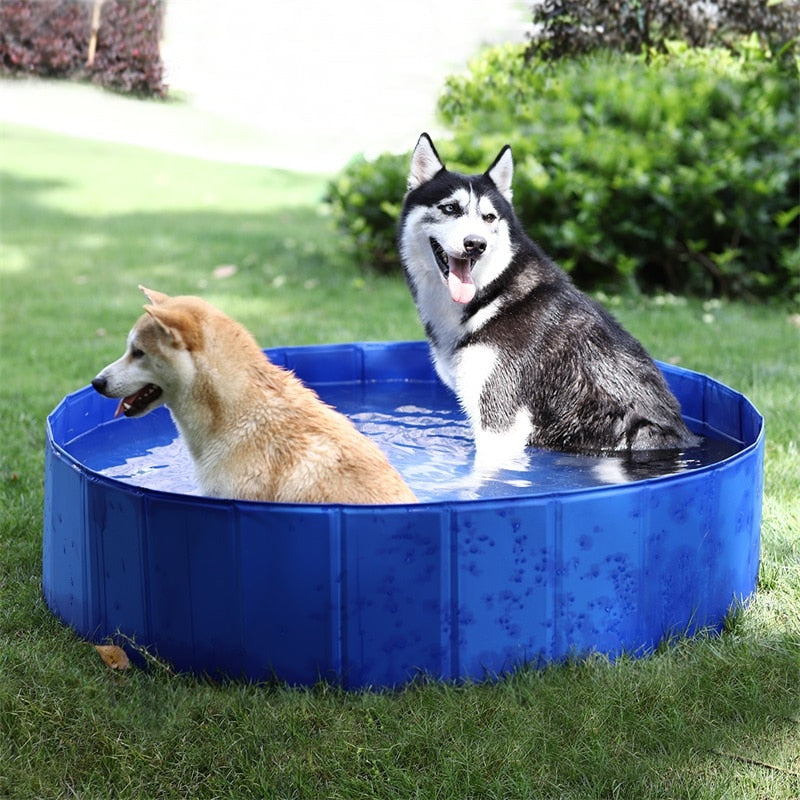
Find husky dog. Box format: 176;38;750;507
92;287;416;504
398;133;699;469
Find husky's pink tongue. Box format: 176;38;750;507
447;258;475;304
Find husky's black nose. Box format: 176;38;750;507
91;376;107;394
464;235;487;256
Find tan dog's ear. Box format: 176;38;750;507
139;285;170;306
143;305;200;350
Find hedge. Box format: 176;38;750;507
527;0;800;61
327;40;799;301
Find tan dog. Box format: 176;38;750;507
92;287;416;504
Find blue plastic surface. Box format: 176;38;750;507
43;341;763;688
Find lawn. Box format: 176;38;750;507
1;123;798;799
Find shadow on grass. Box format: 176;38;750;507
1;169;335;288
1;170;417;388
407;632;800;795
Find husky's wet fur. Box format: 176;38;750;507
398;133;699;470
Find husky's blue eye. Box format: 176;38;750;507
439;203;459;215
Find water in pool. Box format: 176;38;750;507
64;381;742;503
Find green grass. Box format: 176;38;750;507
1;124;799;800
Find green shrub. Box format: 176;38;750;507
325;152;408;274
327;41;799;300
440;41;799;298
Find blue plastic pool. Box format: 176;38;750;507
43;341;763;688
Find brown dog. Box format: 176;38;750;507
92;287;416;504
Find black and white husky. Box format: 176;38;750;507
398;133;699;471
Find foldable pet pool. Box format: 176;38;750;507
43;341;763;688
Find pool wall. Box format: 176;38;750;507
43;342;763;688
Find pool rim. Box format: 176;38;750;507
46;340;765;512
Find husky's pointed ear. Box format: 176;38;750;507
408;133;444;191
486;145;513;202
139;285;170;306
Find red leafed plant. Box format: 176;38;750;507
0;0;167;97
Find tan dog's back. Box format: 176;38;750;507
136;289;416;504
232;371;417;504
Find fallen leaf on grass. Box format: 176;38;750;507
95;644;130;671
213;264;238;279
